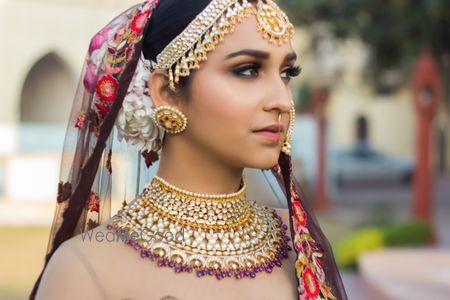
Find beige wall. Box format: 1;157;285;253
436;109;450;171
0;0;138;124
328;85;416;158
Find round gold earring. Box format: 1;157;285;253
152;105;188;134
281;104;295;155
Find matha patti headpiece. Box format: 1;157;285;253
153;0;294;90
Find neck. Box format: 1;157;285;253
156;136;244;195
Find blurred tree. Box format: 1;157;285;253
281;0;450;103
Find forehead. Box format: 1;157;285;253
208;15;294;59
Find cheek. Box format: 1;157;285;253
184;68;280;169
188;71;255;139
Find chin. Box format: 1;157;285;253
245;151;280;170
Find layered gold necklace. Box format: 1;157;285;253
107;176;292;279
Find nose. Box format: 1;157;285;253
262;77;292;114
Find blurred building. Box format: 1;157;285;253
292;25;450;187
0;0;139;125
0;0;138;211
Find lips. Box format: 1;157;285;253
253;124;284;143
253;124;284;133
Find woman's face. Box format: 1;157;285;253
178;15;299;170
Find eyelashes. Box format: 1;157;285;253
231;63;302;81
285;65;302;78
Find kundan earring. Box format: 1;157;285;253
281;103;295;155
152;105;188;134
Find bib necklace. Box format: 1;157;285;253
107;176;292;280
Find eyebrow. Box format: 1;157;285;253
225;49;297;63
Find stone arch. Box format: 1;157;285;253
20;52;75;124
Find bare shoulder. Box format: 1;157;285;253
36;220;164;299
69;221;115;250
67;220;134;267
35;229;110;300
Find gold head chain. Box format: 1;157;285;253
153;0;294;91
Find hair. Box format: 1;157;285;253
142;0;259;98
143;0;211;97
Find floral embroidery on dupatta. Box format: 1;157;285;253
96;75;119;103
86;218;100;231
75;111;87;130
106;149;113;174
75;0;159;132
71;1;159;237
274;159;336;300
57;181;72;203
142;149;159;167
291;184;336;300
87;191;100;213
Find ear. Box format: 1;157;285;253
148;69;181;109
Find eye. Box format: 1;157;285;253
281;65;302;81
231;63;261;78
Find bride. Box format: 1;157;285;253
31;0;347;299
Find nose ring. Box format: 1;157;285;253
281;103;295;155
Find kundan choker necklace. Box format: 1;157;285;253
107;176;292;280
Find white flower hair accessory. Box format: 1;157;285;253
115;53;165;152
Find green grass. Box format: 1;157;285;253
0;226;51;300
